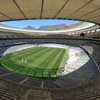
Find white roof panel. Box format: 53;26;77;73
0;0;99;24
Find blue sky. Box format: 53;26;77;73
0;19;79;29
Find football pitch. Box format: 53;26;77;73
0;47;68;78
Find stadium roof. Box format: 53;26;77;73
0;0;100;24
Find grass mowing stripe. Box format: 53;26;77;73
36;48;63;77
9;47;48;60
15;47;52;60
2;47;44;62
5;47;50;64
38;48;61;68
0;47;48;70
0;47;68;78
0;47;55;71
47;49;65;68
21;48;55;69
11;47;42;56
46;49;65;76
59;49;68;67
29;49;58;77
29;48;58;67
11;47;50;64
55;49;67;67
17;47;54;66
0;47;51;70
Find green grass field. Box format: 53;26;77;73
0;47;68;78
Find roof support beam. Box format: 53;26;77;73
70;0;94;16
92;14;100;19
40;0;44;19
13;0;27;19
80;8;100;18
54;0;70;18
0;11;12;20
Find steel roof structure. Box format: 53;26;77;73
0;0;100;24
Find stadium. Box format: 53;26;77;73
0;0;100;100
